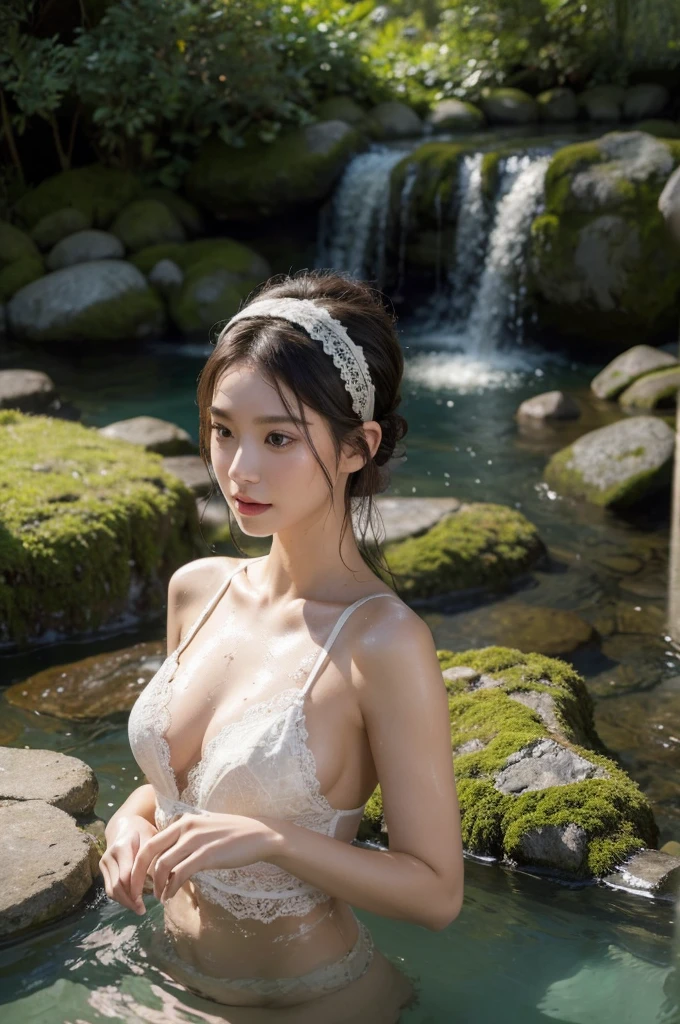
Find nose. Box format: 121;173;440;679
226;438;260;487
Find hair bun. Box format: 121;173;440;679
374;410;408;468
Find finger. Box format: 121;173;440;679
161;847;205;901
116;842;146;915
130;827;177;903
106;852;144;914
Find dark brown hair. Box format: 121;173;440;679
195;268;408;591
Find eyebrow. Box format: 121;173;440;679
209;405;306;425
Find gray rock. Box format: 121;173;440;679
0;797;101;938
304;119;361;154
602;847;680;899
365;101;423;140
494;737;609;795
591;344;678;399
516;390;581;421
7;260;164;343
314;96;368;127
162;454;211;495
618;365;680;410
623;84;670;121
148;258;184;292
99;414;198;455
517;822;588;872
578;85;625;122
427;98;485;132
658;163;680;242
453;737;487;757
111;198;186;252
0;368;56;412
46;229;125;271
544;415;675;508
30;208;91;251
507;690;563;734
570;131;675;213
0;746;98;815
442;666;481;687
352;495;461;544
537;88;578;122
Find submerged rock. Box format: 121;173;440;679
361;646;661;883
0;410;203;649
516;391;581;422
544;414;674;508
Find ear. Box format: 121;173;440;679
338;421;382;474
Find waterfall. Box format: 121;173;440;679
315;147;407;284
446;152;490;323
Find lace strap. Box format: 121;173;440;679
175;556;267;656
300;593;395;698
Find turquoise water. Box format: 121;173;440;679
1;325;679;1022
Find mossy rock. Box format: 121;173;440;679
537;88;578;122
314;96;368;127
389;141;474;234
544;414;674;508
375;502;546;600
528;131;680;345
130;242;186;276
0;221;41;267
480;88;539;125
185;121;364;221
139;189;205;236
14;165;142;230
111;199;186;252
633;119;680;139
30;208;92;251
427;98;486;133
0;410;204;649
0;253;44;302
617;365;680;411
7;260;165;344
360;646;658;879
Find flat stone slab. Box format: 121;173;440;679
0;797;101;939
0;747;98;815
353;495;461;544
601;848;680;900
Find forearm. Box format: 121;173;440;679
105;784;157;842
262;818;459;931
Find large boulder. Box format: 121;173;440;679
543;414;674;508
7;259;165;343
0;410;203;649
528;131;680;346
186;120;363;221
0;221;44;302
0;368;75;418
618;365;680;411
427;98;486;133
30;208;91;250
14;164;141;230
480;88;539;125
111;199;186;252
623;84;670;121
577;85;625;122
138;188;205;237
45;229;124;271
361;646;660;881
99;415;198;455
314;96;368;127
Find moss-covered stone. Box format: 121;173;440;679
139;189;205;236
15;165;142;230
544;414;674;508
0;410;204;650
633;119;680;139
314;96;368;127
185;121;364;221
30;208;92;251
427;98;486;133
130;243;186;276
359;646;658;879
111;199;186;252
0;253;44;302
375;502;546;600
528;132;680;344
480;88;539;125
617;365;680;410
0;221;40;266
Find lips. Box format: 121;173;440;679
233;494;268;505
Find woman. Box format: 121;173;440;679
100;269;464;1022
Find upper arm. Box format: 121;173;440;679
165;556;243;656
352;603;464;915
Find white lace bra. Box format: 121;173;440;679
127;556;395;924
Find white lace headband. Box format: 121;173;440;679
221;297;376;422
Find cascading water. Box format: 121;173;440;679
315;147;408;288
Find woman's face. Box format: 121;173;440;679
209;362;346;536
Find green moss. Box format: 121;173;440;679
18;285;165;344
360;645;658;877
0;253;44;301
544;441;672;508
0;220;40;266
15;165;142;229
480;151;502;201
390;142;473;229
139;188;204;236
0;410;204;649
111;199;185;252
618;367;680;411
131;238;268;278
633;120;680;139
543;141;604;216
375;503;546;600
185;123;362;221
170;262;259;335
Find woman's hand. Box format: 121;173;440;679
128;810;280;907
100;815;159;915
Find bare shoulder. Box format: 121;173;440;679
348;594;439;707
166;555;245;652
